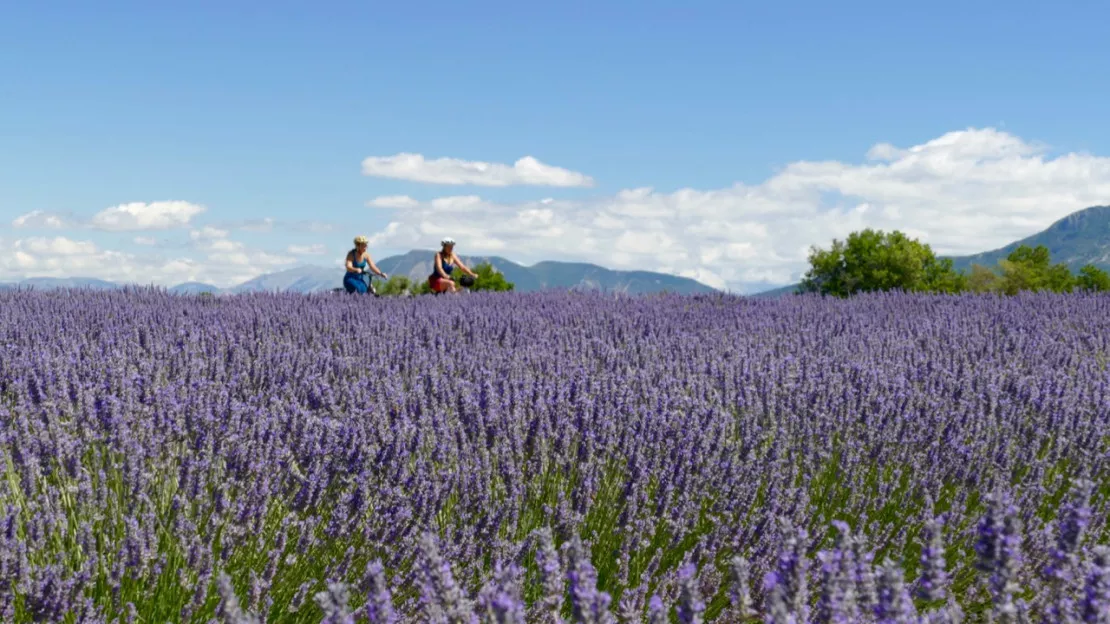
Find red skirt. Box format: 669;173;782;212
428;275;452;292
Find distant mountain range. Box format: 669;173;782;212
6;206;1107;297
0;250;717;295
751;204;1110;297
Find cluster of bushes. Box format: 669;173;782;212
375;261;514;296
799;228;1110;297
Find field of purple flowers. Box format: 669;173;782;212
0;288;1108;623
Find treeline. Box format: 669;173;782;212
799;229;1110;297
375;261;514;296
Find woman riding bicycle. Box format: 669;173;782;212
428;237;477;294
344;235;388;294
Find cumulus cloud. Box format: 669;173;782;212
364;127;1110;292
91;201;206;231
189;226;230;240
367;195;420;209
16;236;98;256
0;231;298;289
12;210;69;229
188;233;294;275
361;153;595;188
13;202;206;233
0;236;167;284
2;201;322;287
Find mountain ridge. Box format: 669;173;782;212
0;250;717;295
6;205;1107;296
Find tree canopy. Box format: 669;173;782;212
798;229;967;297
800;231;1110;297
469;262;514;292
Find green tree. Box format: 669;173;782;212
995;244;1075;294
1075;264;1110;292
967;264;1000;293
470;262;514;292
922;257;969;294
378;275;412;296
409;279;433;295
799;229;966;297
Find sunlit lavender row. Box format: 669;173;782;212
0;288;1108;622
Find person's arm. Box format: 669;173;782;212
434;253;453;280
345;251;360;273
453;253;477;277
364;252;387;278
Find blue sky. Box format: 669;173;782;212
2;0;1109;291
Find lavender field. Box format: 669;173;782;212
0;288;1108;623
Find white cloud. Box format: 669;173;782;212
0;230;299;289
362;127;1110;292
16;236;98;256
133;236;157;246
288;244;327;255
91;201;206;231
361;153;595;188
179;233;296;285
367;195;420;209
12;210;69;229
189;226;229;240
1;236;164;284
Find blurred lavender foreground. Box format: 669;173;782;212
0;288;1108;623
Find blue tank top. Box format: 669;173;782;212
433;253;454;276
350;251;367;270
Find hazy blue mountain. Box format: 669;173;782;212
750;204;1110;297
11;277;121;290
229;266;339;294
374;250;716;294
527;260;708;293
375;250;543;291
748;283;801;298
158;250;716;295
169;282;223;295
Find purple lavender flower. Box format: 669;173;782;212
416;532;476;623
359;560;398;623
315;582;356;624
564;535;616;624
814;521;858;623
975;492;1024;621
531;527;566;624
728;555;755;619
0;287;1108;621
215;571;261;624
646;594;668;624
916;514;949;603
874;558;918;623
478;561;527;624
1079;546;1110;623
675;563;706;624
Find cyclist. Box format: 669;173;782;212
428;237;477;294
344;235;388;294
